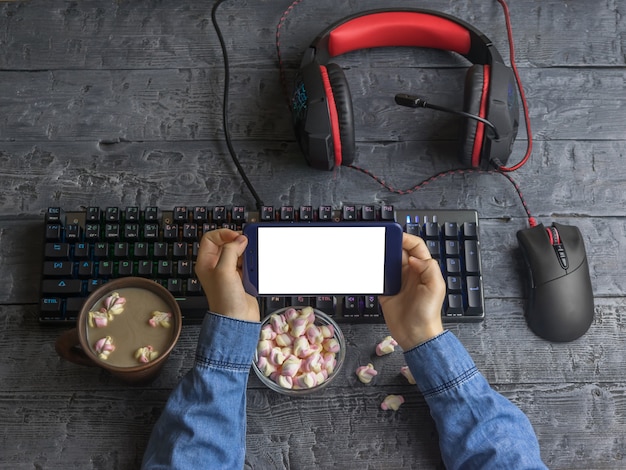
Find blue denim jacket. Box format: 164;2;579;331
142;314;547;469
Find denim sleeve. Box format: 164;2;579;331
141;312;261;470
404;331;548;470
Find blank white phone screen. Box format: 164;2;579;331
257;226;386;294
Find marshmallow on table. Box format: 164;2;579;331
375;335;398;356
400;365;416;384
355;363;378;384
381;394;405;411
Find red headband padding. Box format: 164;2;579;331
327;12;472;58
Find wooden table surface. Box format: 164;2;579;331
2;0;625;468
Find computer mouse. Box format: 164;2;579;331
516;223;594;342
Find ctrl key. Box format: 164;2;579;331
40;297;64;321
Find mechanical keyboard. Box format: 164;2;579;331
40;205;485;325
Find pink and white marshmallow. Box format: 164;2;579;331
269;347;287;366
135;345;159;363
293;336;314;358
103;292;126;316
376;335;398;356
280;355;302;377
322;337;340;354
277;375;293;389
381;394;405;411
88;309;110;328
400;366;416;385
94;336;115;360
305;324;324;344
356;363;378;384
294;371;319;389
260;324;276;341
257;339;273;357
275;333;293;347
149;310;172;328
269;313;289;334
319;324;334;339
256;356;277;377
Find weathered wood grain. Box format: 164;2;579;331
1;0;624;70
0;139;624;219
1;67;625;142
2;382;626;470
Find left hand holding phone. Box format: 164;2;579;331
195;228;261;323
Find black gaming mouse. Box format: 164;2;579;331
516;223;594;342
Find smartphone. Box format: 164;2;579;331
242;221;403;296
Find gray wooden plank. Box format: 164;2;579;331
1;67;625;142
1;382;625;470
1;0;623;70
0;139;623;218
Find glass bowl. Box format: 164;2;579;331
252;306;346;396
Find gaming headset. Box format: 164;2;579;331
291;9;520;171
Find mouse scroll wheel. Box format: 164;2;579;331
546;226;561;245
546;226;569;270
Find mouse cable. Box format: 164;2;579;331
212;0;265;210
492;0;533;172
348;165;538;229
276;0;304;110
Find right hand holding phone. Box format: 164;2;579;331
379;233;446;351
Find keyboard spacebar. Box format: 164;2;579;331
175;296;209;323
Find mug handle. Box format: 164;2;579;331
55;328;97;367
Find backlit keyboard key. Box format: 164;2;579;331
361;205;376;221
464;240;480;274
45;224;62;241
43;261;73;277
342;205;357;220
342;296;360;317
315;296;335;315
86;207;101;222
145;207;159;221
41;279;83;296
125;206;140;221
45;243;70;259
232;206;246;222
299;206;313;221
45;207;62;223
212;206;226;222
381;205;394;220
261;206;274;221
174;207;188;221
280;206;295;221
105;207;120;222
318;206;332;220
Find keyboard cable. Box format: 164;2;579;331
212;0;265;211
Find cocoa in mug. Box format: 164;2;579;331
55;277;182;384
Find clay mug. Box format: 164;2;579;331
55;277;182;385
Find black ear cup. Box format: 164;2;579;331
324;63;356;166
459;64;487;168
